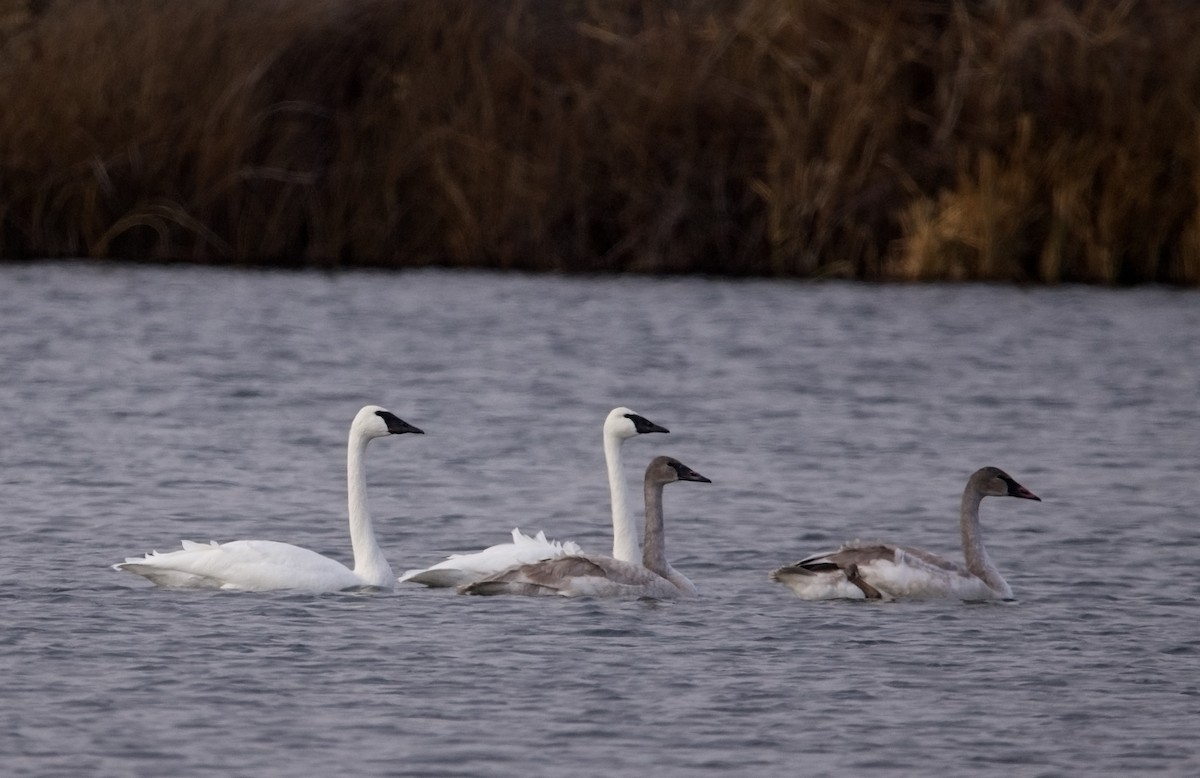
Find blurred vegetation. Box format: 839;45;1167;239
1;0;1197;283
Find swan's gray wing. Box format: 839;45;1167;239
892;544;965;573
771;541;972;600
500;555;616;583
785;542;962;575
460;554;671;598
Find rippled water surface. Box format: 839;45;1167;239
1;263;1198;777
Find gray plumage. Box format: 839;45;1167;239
771;466;1041;601
461;456;710;599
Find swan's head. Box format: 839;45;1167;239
605;406;669;440
646;455;711;486
354;405;424;439
972;466;1040;501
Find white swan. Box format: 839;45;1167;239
398;406;668;587
770;466;1041;602
112;405;423;592
461;456;709;599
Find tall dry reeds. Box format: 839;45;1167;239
891;1;1200;284
1;0;1198;282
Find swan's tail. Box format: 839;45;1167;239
112;540;224;588
769;564;814;582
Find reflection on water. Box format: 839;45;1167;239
1;263;1198;777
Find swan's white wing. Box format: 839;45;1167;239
399;528;582;587
114;539;365;592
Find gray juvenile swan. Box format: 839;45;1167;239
770;466;1041;601
399;406;668;587
113;406;423;593
461;456;710;599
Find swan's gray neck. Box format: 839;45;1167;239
641;480;669;578
960;487;1011;597
348;432;392;586
606;432;639;563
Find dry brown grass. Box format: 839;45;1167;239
888;1;1200;284
1;0;1198;282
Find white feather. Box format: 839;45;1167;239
398;528;582;587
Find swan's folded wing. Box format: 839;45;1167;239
788;542;898;570
769;556;880;600
459;554;668;598
771;543;927;600
778;541;960;574
113;539;363;592
399;527;582;587
892;544;965;572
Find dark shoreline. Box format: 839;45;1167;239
2;0;1198;285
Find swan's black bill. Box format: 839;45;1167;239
1007;482;1040;501
376;411;424;435
996;470;1039;501
670;462;711;483
627;413;669;435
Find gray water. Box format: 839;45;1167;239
1;263;1197;777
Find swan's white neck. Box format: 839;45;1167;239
960;488;1011;598
605;431;639;563
641;479;668;577
348;429;392;587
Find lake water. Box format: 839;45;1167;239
0;262;1197;777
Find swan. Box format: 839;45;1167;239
461;456;710;599
112;405;423;592
770;466;1041;602
397;406;668;587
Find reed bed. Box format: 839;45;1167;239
1;0;1197;283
